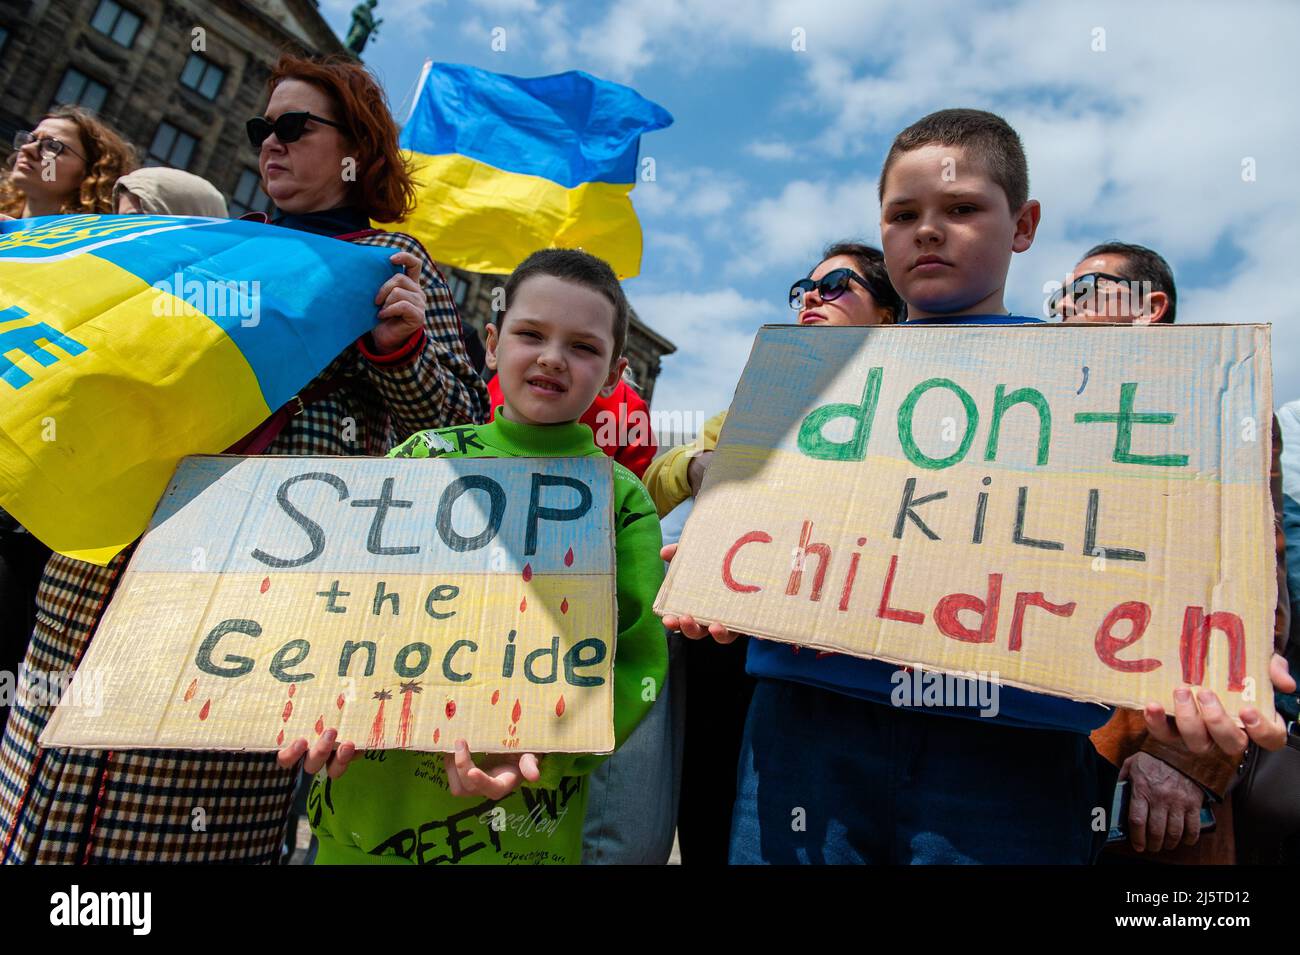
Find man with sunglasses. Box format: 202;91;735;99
1058;242;1295;865
1051;241;1175;324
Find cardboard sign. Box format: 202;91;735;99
42;455;617;753
655;324;1276;718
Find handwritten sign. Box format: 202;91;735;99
42;455;617;753
655;324;1276;718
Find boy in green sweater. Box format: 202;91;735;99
277;248;667;865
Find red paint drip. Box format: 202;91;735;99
198;699;211;721
433;728;441;744
366;699;386;749
519;596;527;612
560;597;569;615
315;716;325;735
282;700;293;722
288;684;296;698
336;693;345;710
522;563;533;582
491;689;500;705
260;577;270;593
555;695;565;717
396;695;414;749
509;724;517;737
564;546;574;567
183;678;197;702
276;729;284;746
511;698;522;723
445;700;456;720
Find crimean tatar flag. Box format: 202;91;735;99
0;214;397;565
390;61;673;279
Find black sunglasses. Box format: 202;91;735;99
789;268;874;310
1047;272;1130;315
13;130;87;163
246;111;345;149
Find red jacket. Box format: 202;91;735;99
486;376;657;478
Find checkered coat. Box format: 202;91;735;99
0;230;488;863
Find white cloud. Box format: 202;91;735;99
634;166;743;220
746;139;797;161
736;176;879;276
631;288;785;418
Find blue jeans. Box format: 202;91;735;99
729;678;1097;864
581;631;685;864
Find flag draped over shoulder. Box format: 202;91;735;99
390;61;673;279
0;213;395;565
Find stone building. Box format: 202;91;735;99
0;0;677;402
0;0;345;215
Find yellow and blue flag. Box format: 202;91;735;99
392;61;673;279
0;213;397;565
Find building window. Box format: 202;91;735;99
147;121;197;170
90;0;141;48
445;272;470;309
228;168;274;217
180;53;226;101
52;68;109;113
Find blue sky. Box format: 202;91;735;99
319;0;1300;420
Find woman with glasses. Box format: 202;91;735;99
0;106;135;740
616;242;903;865
0;105;136;218
0;55;488;865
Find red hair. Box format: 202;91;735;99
267;54;416;222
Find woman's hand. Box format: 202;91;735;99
1143;653;1296;756
658;542;740;644
443;740;540;799
370;251;426;354
277;728;358;780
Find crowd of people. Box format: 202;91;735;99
0;54;1295;866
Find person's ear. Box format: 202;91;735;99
484;322;500;370
1136;291;1170;325
600;356;629;398
1011;199;1041;253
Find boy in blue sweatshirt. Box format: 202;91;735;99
668;109;1110;863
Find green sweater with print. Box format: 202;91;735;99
309;414;666;865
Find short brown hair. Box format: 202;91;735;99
878;108;1028;213
0;105;137;216
502;248;630;365
267;54;416;222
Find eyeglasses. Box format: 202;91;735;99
789;268;874;310
245;111;345;149
1048;272;1130;316
13;130;87;162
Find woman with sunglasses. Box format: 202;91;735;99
625;242;903;865
0;105;136;218
0;55;488;865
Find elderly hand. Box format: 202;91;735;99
1143;653;1295;757
1121;752;1206;852
687;450;713;496
370;250;426;354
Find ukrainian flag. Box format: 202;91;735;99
391;62;673;279
0;214;397;565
